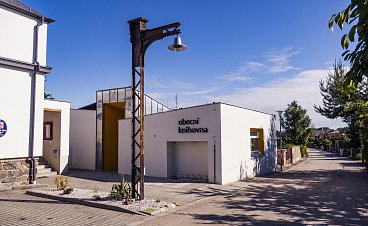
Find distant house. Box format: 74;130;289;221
0;0;70;188
314;129;343;141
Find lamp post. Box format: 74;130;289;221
128;17;186;199
277;110;283;172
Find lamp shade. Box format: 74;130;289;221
168;35;187;51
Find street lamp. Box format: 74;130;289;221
128;17;186;199
277;110;283;172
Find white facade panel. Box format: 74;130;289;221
119;103;222;183
0;6;37;63
44;100;70;174
0;68;31;158
33;74;45;156
220;104;276;184
69;109;96;170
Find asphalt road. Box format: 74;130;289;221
0;149;367;226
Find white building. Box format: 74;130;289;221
0;0;70;187
118;103;276;184
71;91;277;185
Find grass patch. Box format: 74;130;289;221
143;207;157;213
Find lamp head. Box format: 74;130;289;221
168;35;187;51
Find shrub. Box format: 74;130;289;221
55;176;68;190
110;175;132;200
355;152;362;160
300;145;307;158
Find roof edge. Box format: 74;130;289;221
0;0;55;23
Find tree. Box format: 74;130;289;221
329;0;368;83
44;78;54;100
315;61;368;163
282;101;312;146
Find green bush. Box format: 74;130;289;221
355;152;362;160
300;145;307;158
110;175;132;200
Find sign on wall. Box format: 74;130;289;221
178;118;208;133
0;119;7;137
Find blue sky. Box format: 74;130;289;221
24;0;349;128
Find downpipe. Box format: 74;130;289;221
28;16;44;184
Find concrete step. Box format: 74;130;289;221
37;164;51;169
37;171;57;178
36;160;57;178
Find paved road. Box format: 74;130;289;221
0;149;367;225
140;149;368;225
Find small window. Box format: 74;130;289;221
250;128;264;154
43;122;53;140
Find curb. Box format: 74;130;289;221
0;184;48;192
26;190;147;216
283;157;310;172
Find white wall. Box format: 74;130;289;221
69;109;96;170
0;4;49;159
0;68;31;158
118;103;222;183
44;100;70;174
0;6;48;64
220;104;276;184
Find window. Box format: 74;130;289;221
250;128;264;154
43;122;53;140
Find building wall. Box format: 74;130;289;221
43;100;70;174
118;103;222;183
0;69;45;158
220;104;276;184
0;3;48;160
69;109;96;170
0;5;48;64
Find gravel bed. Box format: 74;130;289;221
33;188;173;212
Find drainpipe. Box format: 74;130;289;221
212;103;216;184
28;16;44;184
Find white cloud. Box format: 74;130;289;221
265;48;301;73
171;80;197;89
238;61;266;72
221;72;252;82
211;69;345;128
181;88;216;95
218;48;301;83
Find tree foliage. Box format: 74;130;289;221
282;101;312;146
329;0;368;82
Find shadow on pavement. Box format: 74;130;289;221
179;168;368;225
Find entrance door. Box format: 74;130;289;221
103;102;125;171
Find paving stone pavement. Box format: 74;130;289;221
0;149;367;225
0;190;144;226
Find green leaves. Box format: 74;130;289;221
329;0;368;83
341;34;349;49
349;25;357;42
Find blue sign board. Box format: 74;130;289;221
0;119;7;137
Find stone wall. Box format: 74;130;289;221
0;158;30;186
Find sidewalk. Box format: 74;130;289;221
37;170;215;208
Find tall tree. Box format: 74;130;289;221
282;101;312;146
315;61;368;162
329;0;368;83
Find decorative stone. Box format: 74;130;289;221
166;203;176;209
3;176;16;183
17;176;28;184
0;171;8;181
0;163;3;171
4;162;18;170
